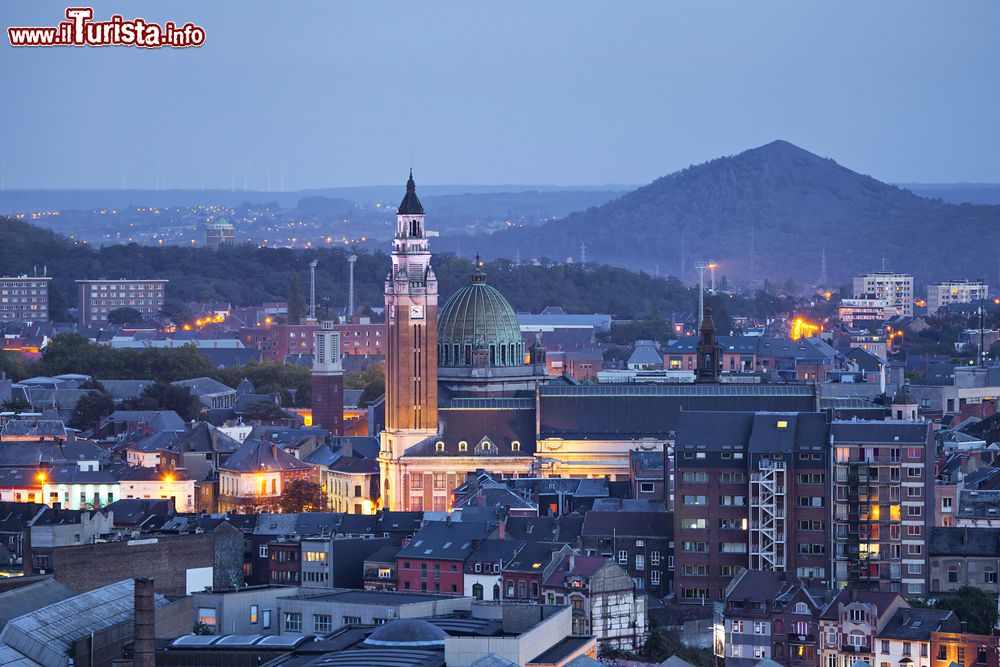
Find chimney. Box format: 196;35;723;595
271;443;279;460
342;440;352;458
497;516;506;540
133;577;155;667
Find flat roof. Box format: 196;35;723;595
291;589;454;605
529;636;595;664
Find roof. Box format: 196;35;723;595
820;590;902;620
659;657;698;667
364;545;401;564
0;579;74;632
168;422;243;455
466;539;523;565
0;420;67;438
581;511;671;539
725;570;789;604
170;376;234;396
105;410;186;432
395;521;490;561
830;420;930;445
397;171;425;215
544;554;610;588
0;579;168;663
0;441;100;468
539;383;816;439
876;608;956;640
42;464;117;486
438;270;523;366
929;527;1000;557
364;619;446;648
219;437;312;473
404;404;536;458
628;341;663;367
100;380;156;402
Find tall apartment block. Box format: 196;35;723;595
673;411;831;603
831;420;934;595
76;279;167;327
312;326;344;435
852;272;914;317
926;279;989;313
0;275;51;322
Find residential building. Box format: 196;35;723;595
928;526;1000;594
930;630;1000;667
580;510;671;597
395;520;491;595
853;272;915;317
76;278;167;327
818;590;908;667
312;327;345;435
720;571;826;667
0;275;50;322
927;280;989;314
217;438;313;512
110;465;196;513
673;411;832;603
464;538;522;601
838;298;901;326
875;608;959;667
363;545;400;591
205;217;236;246
831;420;934;594
171;377;236;409
40;465;119;510
322;453;379;515
299;535;390;589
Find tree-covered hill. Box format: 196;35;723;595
0;217;768;321
435;140;1000;286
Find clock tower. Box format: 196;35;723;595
379;171;439;509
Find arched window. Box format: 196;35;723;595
493;584;500;600
472;583;483;600
794;602;809;615
435;441;445;453
511;441;521;452
458;441;468;452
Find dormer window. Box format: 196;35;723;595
458;441;468;452
511;441;520;452
435;441;445;453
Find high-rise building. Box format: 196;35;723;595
926;279;989;313
852;272;914;317
312;326;344;435
831;420;934;595
673;411;832;603
0;275;51;322
205;218;236;247
378;172;439;510
76;279;167;327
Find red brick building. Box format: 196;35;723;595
394;521;489;595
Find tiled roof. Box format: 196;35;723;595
581;511;671;539
396;521;490;561
219;438;312;473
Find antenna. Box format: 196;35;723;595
696;261;709;329
347;255;357;323
580;241;586;266
308;260;318;322
820;248;827;285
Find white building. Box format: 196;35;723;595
927;280;989;313
853;272;914;317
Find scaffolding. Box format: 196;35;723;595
750;459;787;571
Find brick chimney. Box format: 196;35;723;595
133;577;155;667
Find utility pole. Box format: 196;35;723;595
347;255;357;323
308;260;318;322
696;261;709;329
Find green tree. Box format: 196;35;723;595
69;389;115;430
345;363;384;407
287;273;305;324
242;400;290;423
159;301;193;325
107;307;144;325
122;382;202;421
935;586;998;635
279;479;326;513
1;397;29;412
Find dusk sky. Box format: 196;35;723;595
3;1;999;190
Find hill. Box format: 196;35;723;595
435;141;1000;286
0;217;767;321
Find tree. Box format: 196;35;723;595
345;363;384;407
279;479;325;513
122;382;203;421
935;586;998;635
107;307;144;325
69;389;115;430
242;400;290;423
160;301;193;325
287;273;305;324
1;397;29;412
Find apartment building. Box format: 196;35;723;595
853;272;915;317
927;280;989;313
0;275;50;322
673;411;832;603
76;279;167;327
831;420;934;594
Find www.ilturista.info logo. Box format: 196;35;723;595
8;8;205;48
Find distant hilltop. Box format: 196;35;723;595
437;139;1000;286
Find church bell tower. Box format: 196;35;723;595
378;171;439;509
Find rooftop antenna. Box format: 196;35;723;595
347;255;357;322
308;260;318;322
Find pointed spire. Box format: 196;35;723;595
471;253;486;283
398;170;424;215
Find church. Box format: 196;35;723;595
376;174;819;511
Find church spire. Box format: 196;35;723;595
398;170;424;215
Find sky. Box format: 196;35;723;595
2;1;999;190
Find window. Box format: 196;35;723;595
284;612;303;632
435;441;445;452
848;632;866;648
458;441;467;452
682;518;707;530
618;550;628;564
250;605;258;624
314;614;332;633
262;609;271;629
754;621;766;635
720;495;746;506
682;472;708;482
511;440;520;451
197;607;217;630
259;545;268;558
959;646;966;666
754;646;765;659
942;497;954;511
799;496;823;507
978;647;988;664
640;482;655;493
343;615;362;625
721;542;747;553
651;551;661;565
794;621;810;636
939;646;949;661
683;495;707;505
635;554;645;570
731;645;742;658
986;569;997;584
903;642;911;656
881;640;890;654
682;541;707;553
849;608;865;622
651;570;660;584
794;602;809;615
732;620;744;633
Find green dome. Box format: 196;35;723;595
438;268;525;368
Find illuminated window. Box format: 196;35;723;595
435;441;445;452
458;441;467;452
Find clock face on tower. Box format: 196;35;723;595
409;304;424;320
